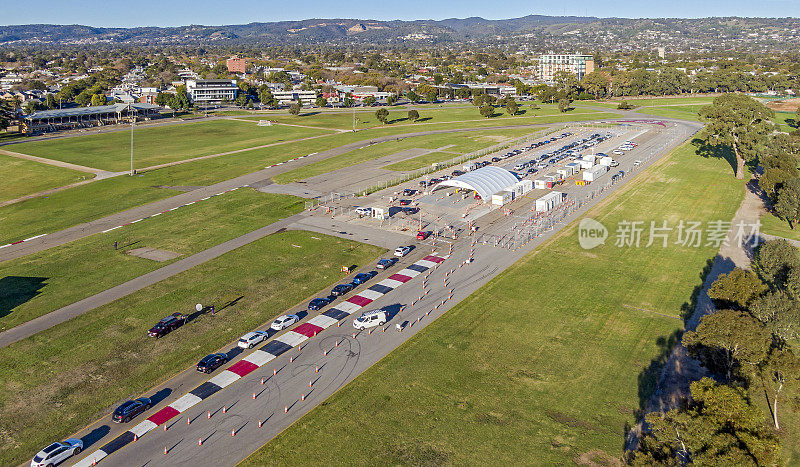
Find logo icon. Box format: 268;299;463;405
578;218;608;250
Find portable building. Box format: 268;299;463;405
491;190;513;206
579;159;594;169
598;156;614;166
583;164;608;182
514;179;533;194
535;191;564;212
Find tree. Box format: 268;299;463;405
749;290;800;342
683;309;772;382
505;99;518;116
45;93;57;110
386;95;397;106
343;97;355;108
635;378;780;466
375;108;389;124
553;70;579;96
557;98;571;113
289;102;301;116
617;100;634;110
580;71;611;98
90;94;106;107
759;347;800;429
775;178;800;229
235;93;248;108
425;91;438;103
479;104;494;118
707;268;767;310
258;86;277;108
472;94;486;107
407;109;419;122
698;95;776;179
753;239;800;287
406;91;420;103
315;96;328;108
363;96;377;106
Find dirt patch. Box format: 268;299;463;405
127;247;181;262
766;98;800;112
574;450;623;466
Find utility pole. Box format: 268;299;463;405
352;105;355;132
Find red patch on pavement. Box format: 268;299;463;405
346;295;373;307
423;255;445;263
147;406;180;425
227;360;259;377
388;273;412;283
293;322;324;337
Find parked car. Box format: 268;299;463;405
352;271;377;285
270;314;299;330
31;439;83;467
197;353;229;373
331;283;354;296
355;207;372;216
148;313;186;338
394;246;412;257
353;310;388;330
491;157;501;162
402;188;416;196
377;258;398;269
399;199;410;206
633;160;642;167
307;297;330;310
416;231;430;240
238;331;268;349
112;397;152;423
451;170;464;176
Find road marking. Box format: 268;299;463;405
23;234;46;241
101;226;122;233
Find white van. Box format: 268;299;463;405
353;310;387;330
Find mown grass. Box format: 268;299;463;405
0;189;303;330
759;209;800;241
0;153;90;202
241;142;746;465
11;119;332;171
0;111;617;243
0;230;384;466
272;128;537;183
635;105;705;121
773;111;798;133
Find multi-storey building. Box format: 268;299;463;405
538;54;595;83
185;79;238;104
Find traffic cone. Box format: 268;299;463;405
92;457;97;465
133;434;138;442
231;428;236;437
290;356;294;363
352;332;356;338
163;424;167;432
273;368;277;376
335;340;339;347
222;405;227;414
187;416;191;425
368;328;373;335
207;410;211;419
253;392;257;400
164;446;168;455
260;377;265;385
284;405;288;413
198;437;203;446
258;419;263;428
309;379;313;388
337;321;341;328
323;349;328;356
382;326;386;332
315;365;319;373
301;393;306;401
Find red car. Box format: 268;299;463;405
399;199;410;206
416;231;430;240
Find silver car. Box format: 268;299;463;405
31;439;83;467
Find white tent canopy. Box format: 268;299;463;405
431;166;519;201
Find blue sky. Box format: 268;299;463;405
1;0;798;27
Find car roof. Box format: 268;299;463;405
40;442;62;454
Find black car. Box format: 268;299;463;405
491;157;501;162
451;170;464;176
352;271;377;286
331;283;354;297
197;353;228;373
402;188;416;196
377;258;398;269
112;397;152;423
308;297;331;310
148;313;186;338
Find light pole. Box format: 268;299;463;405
129;104;134;176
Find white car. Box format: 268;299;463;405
633;160;642;166
355;207;372;217
353;310;387;330
238;331;268;349
612;150;624;155
270;314;299;331
31;439;83;467
394;246;412;257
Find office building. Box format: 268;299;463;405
538;54;595;82
185;79;238;104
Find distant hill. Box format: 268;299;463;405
1;16;798;50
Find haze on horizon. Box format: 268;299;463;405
0;0;798;28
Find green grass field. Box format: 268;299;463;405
0;189;303;330
759;210;800;241
0;153;90;203
621;96;717;107
242;142;746;465
773;111;798;132
0;230;384;466
1;111;617;243
635;105;705;121
272;128;539;183
11;119;333;171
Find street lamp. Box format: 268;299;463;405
129;103;134;176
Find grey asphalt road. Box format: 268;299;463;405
0;122;566;263
65;119;698;467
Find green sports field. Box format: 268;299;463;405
0;188;304;330
11;119;333;171
0;230;384;466
241;142;746;465
0;153;90;202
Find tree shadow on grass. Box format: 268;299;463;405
635;328;684;421
692;137;737;177
0;276;48;319
680;257;715;324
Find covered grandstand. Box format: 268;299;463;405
431;166;519;202
21;103;161;134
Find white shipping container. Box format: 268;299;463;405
583;164;608;182
557;167;573;178
582;154;595;162
463;162;477;172
535;191;564;212
598;156;613;166
534;178;548;189
579;159;594;169
566;162;581;172
491;190;512;206
515;179;533;194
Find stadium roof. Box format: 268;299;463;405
23;103;160;120
431;166;519;201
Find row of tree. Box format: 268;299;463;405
631;239;800;465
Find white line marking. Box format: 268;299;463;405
242;350;275;367
23;234;46;241
101;226;122;233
